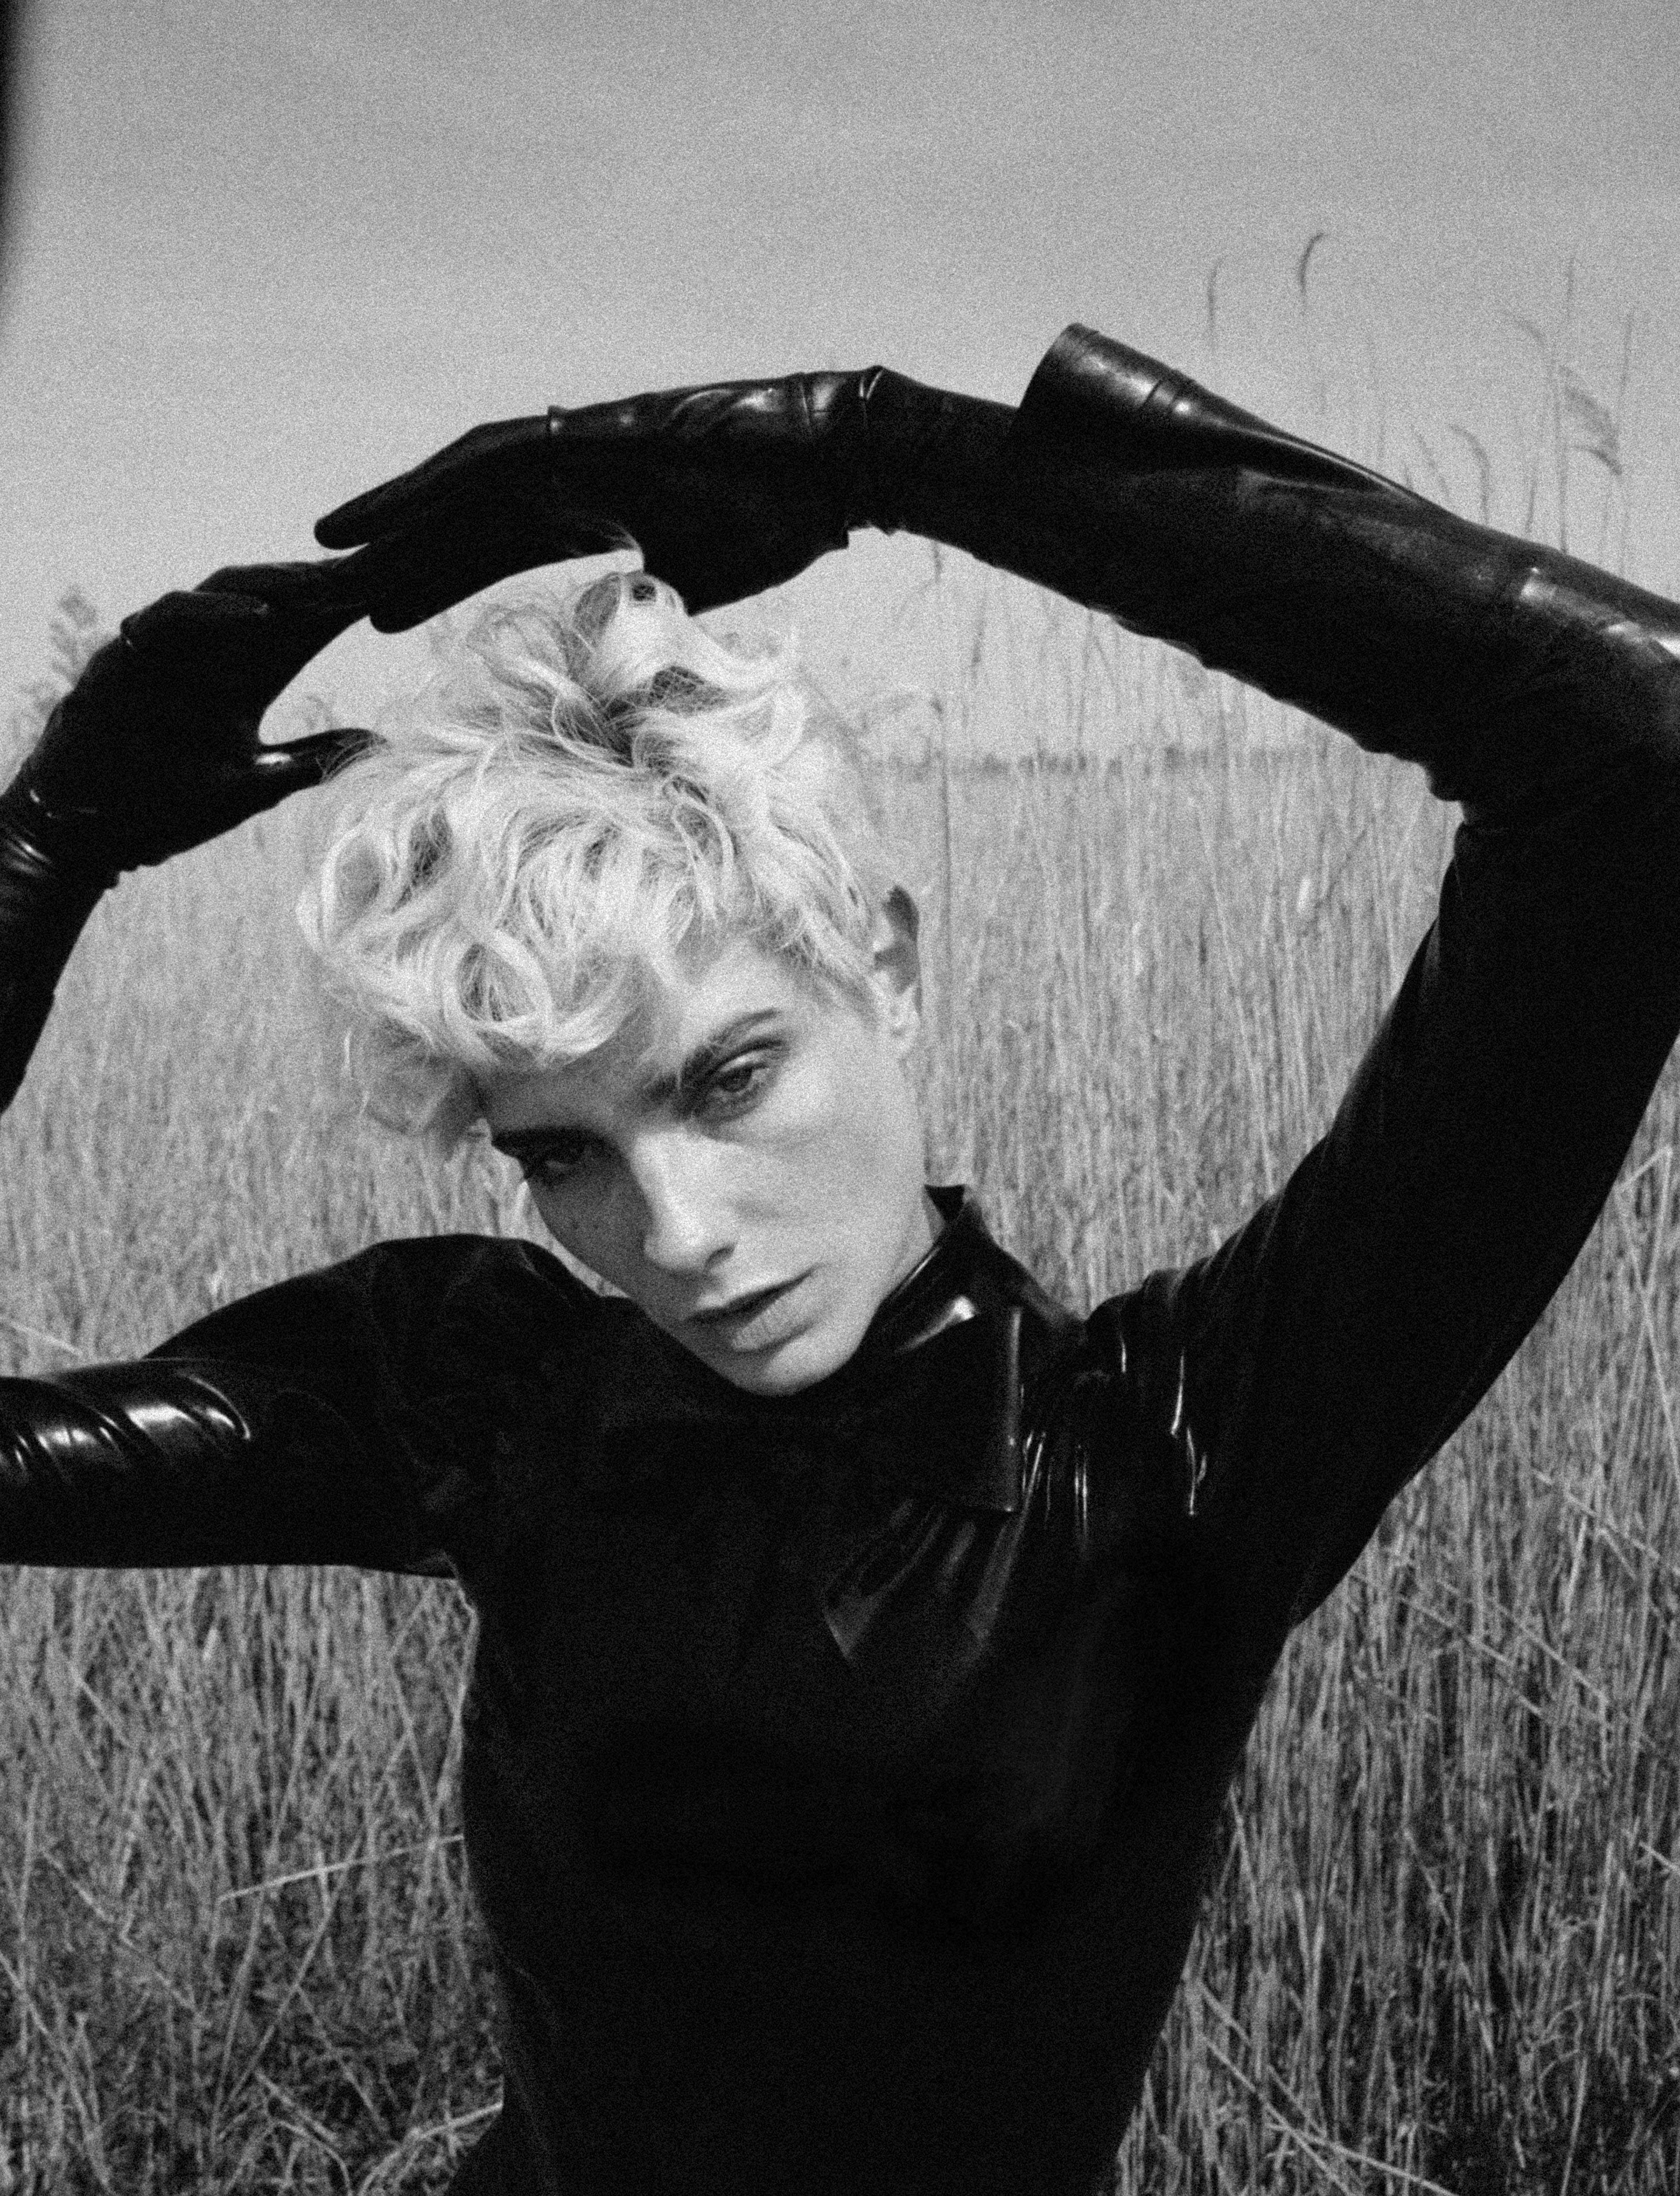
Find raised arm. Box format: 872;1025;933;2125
991;335;1680;1635
317;326;1680;1642
1;561;369;1109
309;323;1678;819
0;561;436;1575
989;333;1680;1636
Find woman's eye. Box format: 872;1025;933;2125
701;1056;773;1114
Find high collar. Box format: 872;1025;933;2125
826;1182;990;1383
590;1186;1074;1513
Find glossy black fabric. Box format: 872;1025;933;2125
0;1193;1270;2192
4;325;1680;2192
0;798;103;1110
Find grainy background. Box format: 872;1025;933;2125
2;1;1678;2188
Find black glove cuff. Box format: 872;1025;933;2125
0;789;112;968
1010;323;1383;491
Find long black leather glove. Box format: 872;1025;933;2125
999;329;1680;814
0;560;370;1111
313;370;1014;624
316;327;1680;814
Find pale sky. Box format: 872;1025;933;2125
2;0;1677;723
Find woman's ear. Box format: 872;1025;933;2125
867;885;924;1056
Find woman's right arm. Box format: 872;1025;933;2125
0;817;104;1111
1;560;368;1109
2;1232;593;1581
0;561;481;1576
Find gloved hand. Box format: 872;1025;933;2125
313;375;882;628
2;559;371;881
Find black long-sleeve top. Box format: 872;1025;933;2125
4;329;1680;2194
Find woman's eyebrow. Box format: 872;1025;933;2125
488;1010;785;1155
643;1008;784;1105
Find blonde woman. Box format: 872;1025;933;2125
3;326;1677;2194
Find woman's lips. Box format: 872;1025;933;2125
686;1273;811;1351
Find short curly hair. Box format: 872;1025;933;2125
298;572;894;1148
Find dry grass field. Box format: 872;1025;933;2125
1;556;1677;2192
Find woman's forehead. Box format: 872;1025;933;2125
631;937;822;1068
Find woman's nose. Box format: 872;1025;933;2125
629;1138;734;1275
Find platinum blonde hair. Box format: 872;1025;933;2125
298;572;894;1148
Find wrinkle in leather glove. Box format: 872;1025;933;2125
316;326;1680;835
314;370;1016;626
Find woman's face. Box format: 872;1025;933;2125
480;895;939;1396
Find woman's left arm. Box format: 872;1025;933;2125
996;332;1680;1638
1093;649;1680;1638
0;563;518;1581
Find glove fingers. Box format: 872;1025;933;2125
327;490;490;603
120;565;369;696
357;513;626;633
240;586;371;714
315;417;552;547
119;590;268;651
197;559;371;677
191;556;369;608
247;726;376;796
248;596;369;692
368;566;507;633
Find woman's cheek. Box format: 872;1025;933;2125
532;1179;620;1281
738;1051;854;1174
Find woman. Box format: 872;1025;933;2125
3;324;1677;2194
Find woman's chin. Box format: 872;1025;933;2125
694;1327;847;1396
680;1294;869;1397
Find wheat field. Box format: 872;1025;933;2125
1;554;1677;2194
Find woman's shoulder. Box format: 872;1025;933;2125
153;1231;606;1395
366;1230;598;1311
341;1230;606;1366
